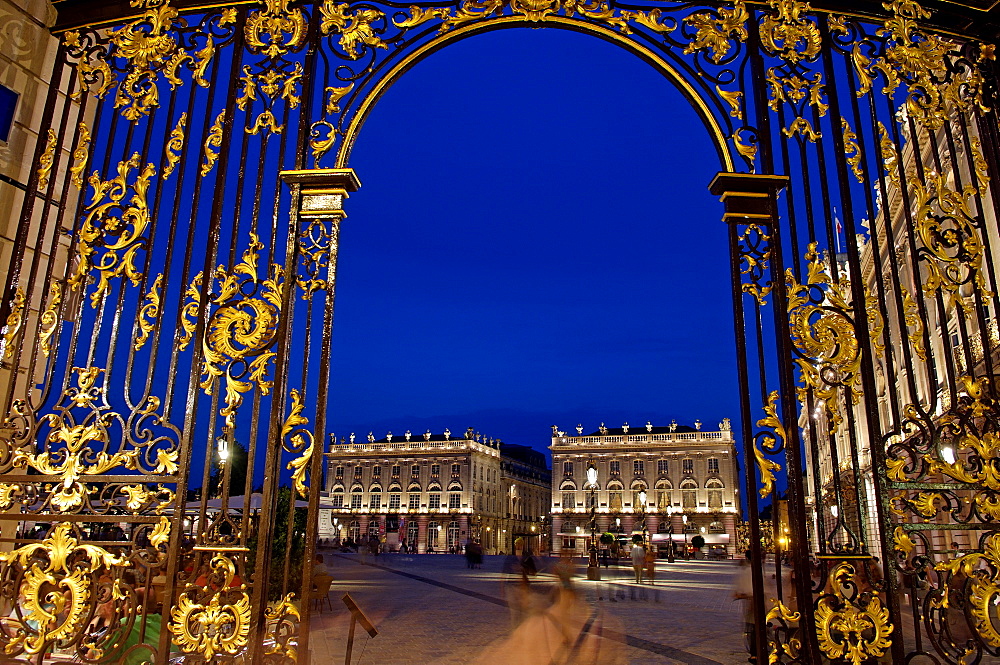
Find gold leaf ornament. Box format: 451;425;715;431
201;111;225;177
134;273;163;350
69;153;157;308
36;129;57;191
246;0;307;57
815;562;893;664
841;119;864;183
39;283;63;357
70;122;92;189
170;554;251;659
753;391;785;499
760;0;822;64
320;1;388;58
0;524;130;655
683;0;749;64
162;113;187;180
2;288;25;362
283;389;315;498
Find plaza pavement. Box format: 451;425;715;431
307;552;749;665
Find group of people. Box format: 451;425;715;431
629;543;658;584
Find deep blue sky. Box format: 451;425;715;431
326;27;740;462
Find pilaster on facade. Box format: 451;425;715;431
550;421;741;557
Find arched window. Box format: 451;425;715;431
561;520;577;534
631;481;647;510
407;521;418;547
447;521;460;550
657;521;670;533
607;481;623;512
427;521;440;549
655;479;672;510
706;479;724;509
709;521;726;533
349;521;361;543
681;479;698;509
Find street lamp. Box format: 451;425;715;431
217;437;229;466
586;463;600;581
682;514;689;560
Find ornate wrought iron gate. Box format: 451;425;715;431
2;0;1000;662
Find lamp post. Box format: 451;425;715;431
682;514;689;560
215;437;230;499
586;463;600;581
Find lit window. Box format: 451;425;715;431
563;461;573;475
332;494;344;508
372;466;381;478
657;460;668;475
452;463;461;476
335;466;344;478
370;494;381;510
429;494;441;509
389;494;401;509
392;465;400;477
431;464;440;476
350;495;362;509
354;467;363;480
408;494;420;509
449;493;461;509
708;458;720;474
609;461;620;475
561;491;575;508
633;460;644;475
411;464;420;476
683;458;694;474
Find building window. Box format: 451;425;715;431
429;494;441;510
354;467;363;480
370;494;381;511
633;460;644;476
681;482;697;508
0;84;16;143
708;458;719;474
561;491;575;509
335;466;344;479
411;464;420;477
332;493;344;508
451;463;461;477
372;466;381;478
350;494;362;510
657;459;668;475
707;479;724;508
609;491;622;511
562;538;576;550
389;494;401;510
408;493;420;509
563;461;573;476
609;460;620;475
632;490;647;508
449;493;461;509
431;464;440;477
682;458;694;474
709;521;726;533
391;465;401;477
656;490;670;509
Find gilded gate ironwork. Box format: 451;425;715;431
3;0;1000;662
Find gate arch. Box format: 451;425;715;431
333;15;737;171
1;0;1000;663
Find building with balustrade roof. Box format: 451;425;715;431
322;427;550;554
550;420;741;558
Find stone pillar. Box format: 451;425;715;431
724;513;738;558
417;515;428;554
623;515;635;536
551;516;562;553
359;515;370;539
459;515;469;544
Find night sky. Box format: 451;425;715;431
325;27;741;463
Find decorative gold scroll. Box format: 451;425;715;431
754;390;785;498
162;113;187;180
0;523;130;655
760;0;821;65
170;554;251;659
815;562;893;664
2;288;25;363
738;223;771;305
934;532;1000;648
841;119;864;183
392;0;675;39
70;122;92;189
900;287;926;360
36;129;57;191
134;273;163;350
283;388;315;498
683;0;748;64
246;0;307;57
181;234;284;429
69;153;156;308
39;282;62;358
201;111;225;177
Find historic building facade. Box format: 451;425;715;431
323;428;550;554
550;421;741;557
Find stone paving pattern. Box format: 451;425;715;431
308;553;749;665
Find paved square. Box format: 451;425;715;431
308;553;749;664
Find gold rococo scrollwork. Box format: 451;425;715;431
815;562;893;665
934;531;1000;648
169;554;251;659
754;390;785;499
246;0;307;57
181;234;283;430
2;288;25;363
283;388;315;498
69;152;156;308
0;523;130;655
682;0;748;64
